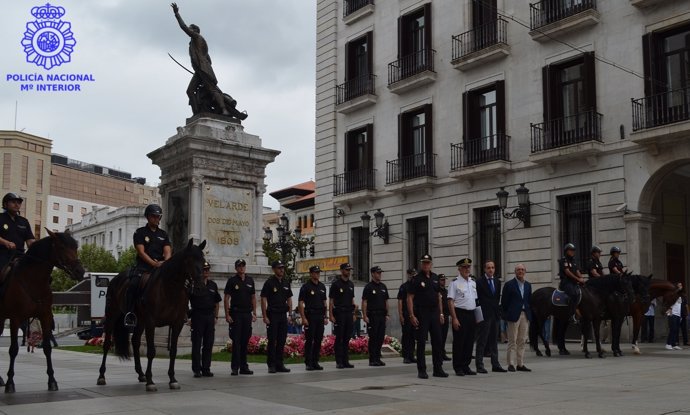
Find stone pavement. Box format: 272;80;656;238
0;342;686;415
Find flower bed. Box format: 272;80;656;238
228;334;401;358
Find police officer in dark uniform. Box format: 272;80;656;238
260;260;293;373
397;268;416;363
298;265;327;371
124;204;172;327
0;193;35;272
224;258;256;376
559;243;585;323
585;245;604;278
608;246;626;275
329;263;356;369
407;255;448;379
189;261;221;377
362;266;389;367
438;274;452;361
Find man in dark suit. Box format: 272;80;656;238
501;264;532;372
475;260;506;373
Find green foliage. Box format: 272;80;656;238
262;234;314;282
79;244;117;272
51;268;77;292
116;246;137;272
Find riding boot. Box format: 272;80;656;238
124;281;139;328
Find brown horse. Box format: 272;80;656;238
630;278;681;354
0;230;84;392
97;239;206;391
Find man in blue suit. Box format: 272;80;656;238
501;264;532;372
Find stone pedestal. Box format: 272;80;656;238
148;115;280;276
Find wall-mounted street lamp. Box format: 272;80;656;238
361;209;390;244
496;183;531;228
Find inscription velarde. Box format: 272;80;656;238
203;186;253;257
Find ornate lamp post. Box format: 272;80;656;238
496;183;531;227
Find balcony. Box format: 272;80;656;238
450;134;511;182
631;86;690;146
335;74;377;114
529;0;599;42
343;0;374;25
529;110;604;165
333;169;377;206
385;153;437;193
387;49;437;94
451;18;510;71
630;0;666;7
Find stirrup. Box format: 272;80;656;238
124;312;137;328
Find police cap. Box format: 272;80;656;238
420;254;433;263
370;266;383;273
309;265;321;273
271;260;285;268
235;258;247;268
456;258;472;267
340;263;353;270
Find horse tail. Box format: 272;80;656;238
529;313;539;351
107;271;131;360
112;313;130;360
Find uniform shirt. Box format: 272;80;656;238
440;286;450;315
260;276;292;313
608;257;624;275
224;274;256;313
644;298;656;317
0;212;34;254
362;281;389;313
558;256;580;281
329;277;355;312
585;256;604;278
133;226;171;271
299;279;327;314
410;272;440;310
189;279;221;313
447;276;477;310
397;281;411;316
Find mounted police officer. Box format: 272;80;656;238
189;261;221;378
608;246;626;276
585;245;604;278
559;243;585;323
124;204;172;327
0;193;35;273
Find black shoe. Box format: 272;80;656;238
492;366;508;373
410;358;418;363
433;369;449;378
377;361;386;366
463;368;477;376
336;364;345;369
476;367;488;374
418;371;429;379
124;312;137;328
314;364;324;371
193;371;202;378
230;369;238;376
268;367;276;374
516;365;532;372
276;367;291;373
305;365;315;371
239;368;254;375
403;358;413;364
343;363;354;368
508;365;516;372
559;349;570;356
455;370;465;376
369;362;380;367
202;371;214;377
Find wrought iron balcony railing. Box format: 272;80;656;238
451;133;510;170
529;0;597;30
386;152;436;185
452;17;508;61
344;0;374;18
388;49;436;86
632;86;690;131
335;74;376;106
531;110;602;153
333;169;376;196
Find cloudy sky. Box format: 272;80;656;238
0;0;316;209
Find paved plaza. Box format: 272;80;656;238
0;342;685;415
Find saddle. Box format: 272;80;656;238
0;256;21;286
552;287;582;307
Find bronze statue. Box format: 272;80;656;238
171;3;247;120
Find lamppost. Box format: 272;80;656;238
496;183;531;227
263;213;314;274
361;209;389;244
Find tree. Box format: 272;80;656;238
116;246;137;272
262;234;314;283
79;244;118;273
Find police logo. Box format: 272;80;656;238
2;224;7;230
310;290;314;295
21;3;77;70
421;282;426;287
144;236;150;243
235;284;239;290
372;290;376;294
340;288;343;293
273;287;277;293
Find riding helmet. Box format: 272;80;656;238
144;204;163;217
563;243;576;255
591;245;602;254
2;193;23;208
610;246;621;254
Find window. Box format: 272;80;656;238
109;231;113;244
474;207;502;277
52;216;59;224
558;192;592;268
2;154;11;189
471;0;498;49
36;159;44;192
118;228;122;242
53;202;60;210
81;207;87;215
399;5;431;59
351;227;370;282
345;125;373;172
463;82;507;165
35;199;42;216
346;32;372;81
21;156;28;187
34;224;41;239
67;218;73;225
407;217;429;269
67;205;74;213
392;105;434;182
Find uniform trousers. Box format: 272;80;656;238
304;312;325;367
452;308;476;372
334;310;354;365
229;311;252;370
414;307;443;372
441;313;450;355
266;311;288;369
401;314;415;360
367;313;386;363
506;311;529;367
190;312;215;373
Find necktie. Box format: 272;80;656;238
488;278;495;294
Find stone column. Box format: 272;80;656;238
189;175;203;243
624;212;656;275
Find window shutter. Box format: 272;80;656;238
397;16;403;58
344;131;351;172
366;31;374;75
345;41;352;81
424;104;433;155
496;80;506;134
424;3;432;51
641;33;661;96
366;124;374;170
542;65;551;123
583;52;597;112
397;113;403;157
462;91;469;142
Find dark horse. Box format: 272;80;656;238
97;239;206;391
0;230;84;392
530;275;634;358
629;278;681;354
599;273;649;357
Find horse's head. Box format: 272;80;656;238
618;274;636;302
182;238;207;290
626;273;651;304
46;228;85;280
